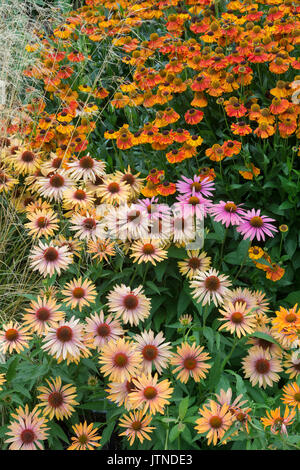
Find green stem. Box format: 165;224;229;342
221;337;238;371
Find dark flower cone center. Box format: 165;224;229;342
79;156;94;169
74;190;87;201
5;328;19;342
224;202;237;212
72;287;85;299
21;429;35;444
36;307;51;321
285;313;297;323
188;196;200;206
50;174;65;188
255;358;270;374
142;243;155;255
108;182;121;194
204;275;221;291
143;386;157;400
231;312;244;324
97;323;111;337
209;416;223;429
114;352;128;367
131;420;142;431
191;182;202;191
56;325;73;343
122;174;135;185
21;151;35;163
188;257;201;270
184;356;197;370
123;294;139;310
83;218;96;230
142;345;158;361
48;391;64;408
43;247;59;262
37;217;48;228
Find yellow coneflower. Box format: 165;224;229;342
61;277;97;312
178;250;211;279
67;422;101;450
24;209;59;239
129;373;173;415
171;342;211;383
22;295;64;335
195;400;233;446
99;338;142;382
37;376;78;420
119;410;155;446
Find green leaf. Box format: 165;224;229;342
6;357;19;382
177;289;191;316
79;400;107;412
249;331;282;349
101;421;115;447
169;424;185;443
179;397;189;420
48;422;69;444
146;280;161;294
283;291;300;304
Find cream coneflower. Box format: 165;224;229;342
42;317;91;364
5;405;49;450
22;295;64;335
190;268;232;306
242;346;282;388
119;410;155;445
36;170;72;201
67;422;102;450
96;176;130;205
194;400;233;446
0;322;31;354
62;277;97;312
24;209;59;239
99;338;142;382
29;241;73;277
85;311;124;350
134;330;172;375
171;342;211;383
178;250;211;279
10;148;41;175
63;186;94;210
218;302;256;338
37;376;78;420
115;166;144;199
106;379;136;410
129;373;173;415
66;154;106;182
70;211;105;241
107;284;151;326
130;239;168;265
87;238;116;263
